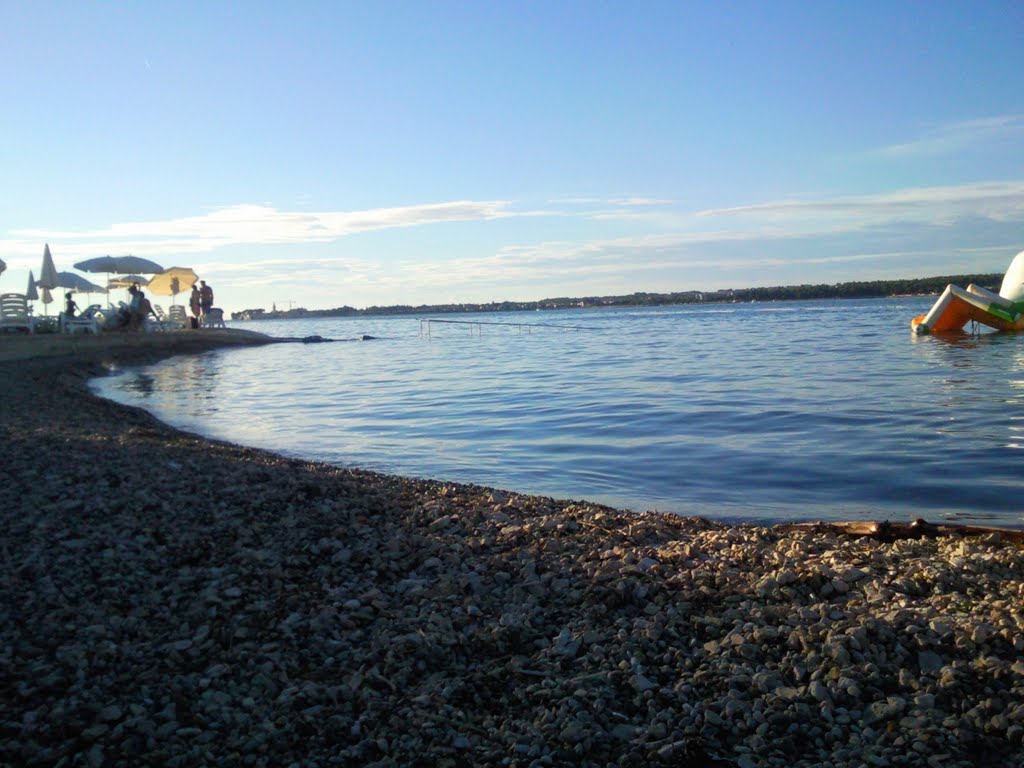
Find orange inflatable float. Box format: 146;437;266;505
911;249;1024;333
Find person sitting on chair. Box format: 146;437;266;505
121;284;154;330
115;286;137;328
138;294;156;327
128;285;143;329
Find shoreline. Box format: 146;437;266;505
1;332;1022;767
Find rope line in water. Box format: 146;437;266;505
419;317;597;336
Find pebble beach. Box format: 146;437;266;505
1;331;1022;768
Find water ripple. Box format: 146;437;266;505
92;299;1024;527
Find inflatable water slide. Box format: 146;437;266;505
911;249;1024;334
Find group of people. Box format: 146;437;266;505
109;279;214;330
115;284;157;329
189;280;215;322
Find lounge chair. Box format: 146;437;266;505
147;304;175;332
60;304;103;335
0;293;34;334
202;307;226;329
167;304;189;328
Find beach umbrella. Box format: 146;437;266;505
147;267;198;305
26;271;38;301
106;274;152;307
56;271;108;306
74;255;164;276
56;271;108;294
38;244;60;315
107;275;150;289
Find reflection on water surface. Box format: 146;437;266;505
93;299;1024;527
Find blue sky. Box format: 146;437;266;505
2;1;1022;313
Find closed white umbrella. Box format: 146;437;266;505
39;244;59;288
26;271;39;322
38;244;60;316
26;270;38;301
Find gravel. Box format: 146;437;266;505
1;331;1022;767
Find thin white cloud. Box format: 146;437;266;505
391;232;780;288
3;180;1022;308
549;197;611;205
587;209;685;224
18;181;1014;277
384;239;896;296
8;200;519;257
549;196;672;207
607;197;674;206
542;196;678;224
696;181;1024;226
347;179;1024;293
875;115;1024;158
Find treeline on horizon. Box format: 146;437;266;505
274;273;1004;319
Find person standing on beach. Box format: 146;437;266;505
199;280;214;316
64;292;78;318
190;285;202;321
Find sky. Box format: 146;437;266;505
1;1;1023;313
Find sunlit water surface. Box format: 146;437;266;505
92;299;1024;526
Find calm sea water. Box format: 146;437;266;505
92;298;1024;527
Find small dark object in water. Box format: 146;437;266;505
359;334;376;341
302;335;329;344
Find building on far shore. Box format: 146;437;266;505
231;306;309;321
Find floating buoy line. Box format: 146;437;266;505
419;317;596;337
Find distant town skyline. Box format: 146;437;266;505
2;2;1022;313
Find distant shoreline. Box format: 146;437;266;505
232;274;996;321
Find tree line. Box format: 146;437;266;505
305;273;1003;317
242;273;1003;321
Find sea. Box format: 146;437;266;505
91;297;1024;528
